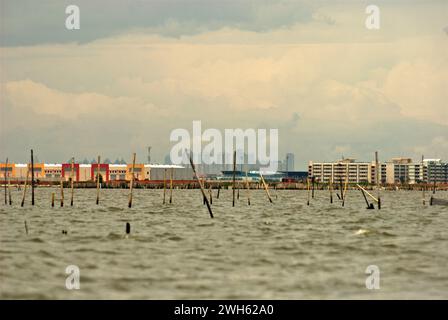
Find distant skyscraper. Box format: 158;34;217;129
286;153;295;172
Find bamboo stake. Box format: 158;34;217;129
96;155;100;205
31;149;34;206
232;150;236;207
260;172;273;203
163;168;167;205
245;170;251;206
217;182;220;199
329;176;333;204
422;155;425;205
375;151;381;210
7;167;11;205
306;177;310;206
209;184;212;205
188;151;213;218
342;164;348;207
169;167;173;204
356;184;379;203
70;157;75;206
128;153;136;208
60;174;64;207
4;158;7;205
311;176;315;199
237;182;240;200
21;165;30;207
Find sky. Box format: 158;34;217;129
0;0;447;169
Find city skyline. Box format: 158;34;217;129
1;0;447;168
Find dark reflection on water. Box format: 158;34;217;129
0;188;447;299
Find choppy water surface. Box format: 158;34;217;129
0;188;447;299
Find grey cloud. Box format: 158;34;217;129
1;0;315;46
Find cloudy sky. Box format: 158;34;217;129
0;0;447;169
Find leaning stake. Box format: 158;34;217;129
188;151;213;218
260;172;273;203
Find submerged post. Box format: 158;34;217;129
31;149;35;206
21;165;30;207
96;155;100;205
245;170;251;206
188;151;213;218
7;166;12;205
163;168;167;205
128;153;136;208
169;167;173;204
422;155;426;205
60;174;64;207
307;177;311;205
4;158;8;205
311;176;315;199
375;151;381;210
260;172;273;203
70;157;75;206
232;150;236;207
51;192;55;207
329;176;333;204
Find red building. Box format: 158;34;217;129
61;163;80;181
90;164;109;182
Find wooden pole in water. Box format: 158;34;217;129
329;176;333;204
51;192;55;207
245;170;251;206
209;184;212;205
359;188;373;209
237;182;240;200
128;153;136;208
188;151;213;218
311;176;315;199
21;165;30;207
169;167;173;204
232;150;236;207
217;182;220;199
260;172;273;203
4;158;8;205
342;164;348;207
375;151;381;210
356;184;379;203
7;166;12;205
31;149;34;206
70;157;75;206
163;168;167;205
306;177;310;206
60;174;64;207
421;155;425;205
96;155;100;205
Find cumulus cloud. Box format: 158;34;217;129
1;1;447;166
